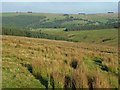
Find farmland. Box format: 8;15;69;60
1;12;119;88
2;13;118;46
2;12;118;30
31;28;118;47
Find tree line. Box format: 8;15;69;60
2;26;75;42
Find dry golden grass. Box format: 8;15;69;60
2;35;118;88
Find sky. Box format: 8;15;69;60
1;0;119;2
2;2;118;14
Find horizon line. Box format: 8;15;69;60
1;11;118;14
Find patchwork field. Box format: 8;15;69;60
2;35;118;88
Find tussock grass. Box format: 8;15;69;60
2;35;118;88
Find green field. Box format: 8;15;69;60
2;12;118;22
2;12;118;46
2;12;118;29
31;28;118;46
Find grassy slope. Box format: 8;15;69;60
71;13;118;23
2;35;118;88
2;12;117;19
32;28;118;47
2;12;118;88
2;12;118;25
2;12;118;47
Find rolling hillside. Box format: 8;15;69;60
2;12;118;29
31;28;118;47
2;12;118;88
2;12;118;47
2;35;118;88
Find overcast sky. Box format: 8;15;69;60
1;0;119;2
2;2;118;14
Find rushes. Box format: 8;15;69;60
2;35;118;88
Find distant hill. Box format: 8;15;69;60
1;12;118;46
2;12;118;30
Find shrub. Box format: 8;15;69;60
94;57;103;65
70;59;78;69
87;76;94;89
64;28;69;32
64;75;71;88
50;74;55;89
101;64;109;72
